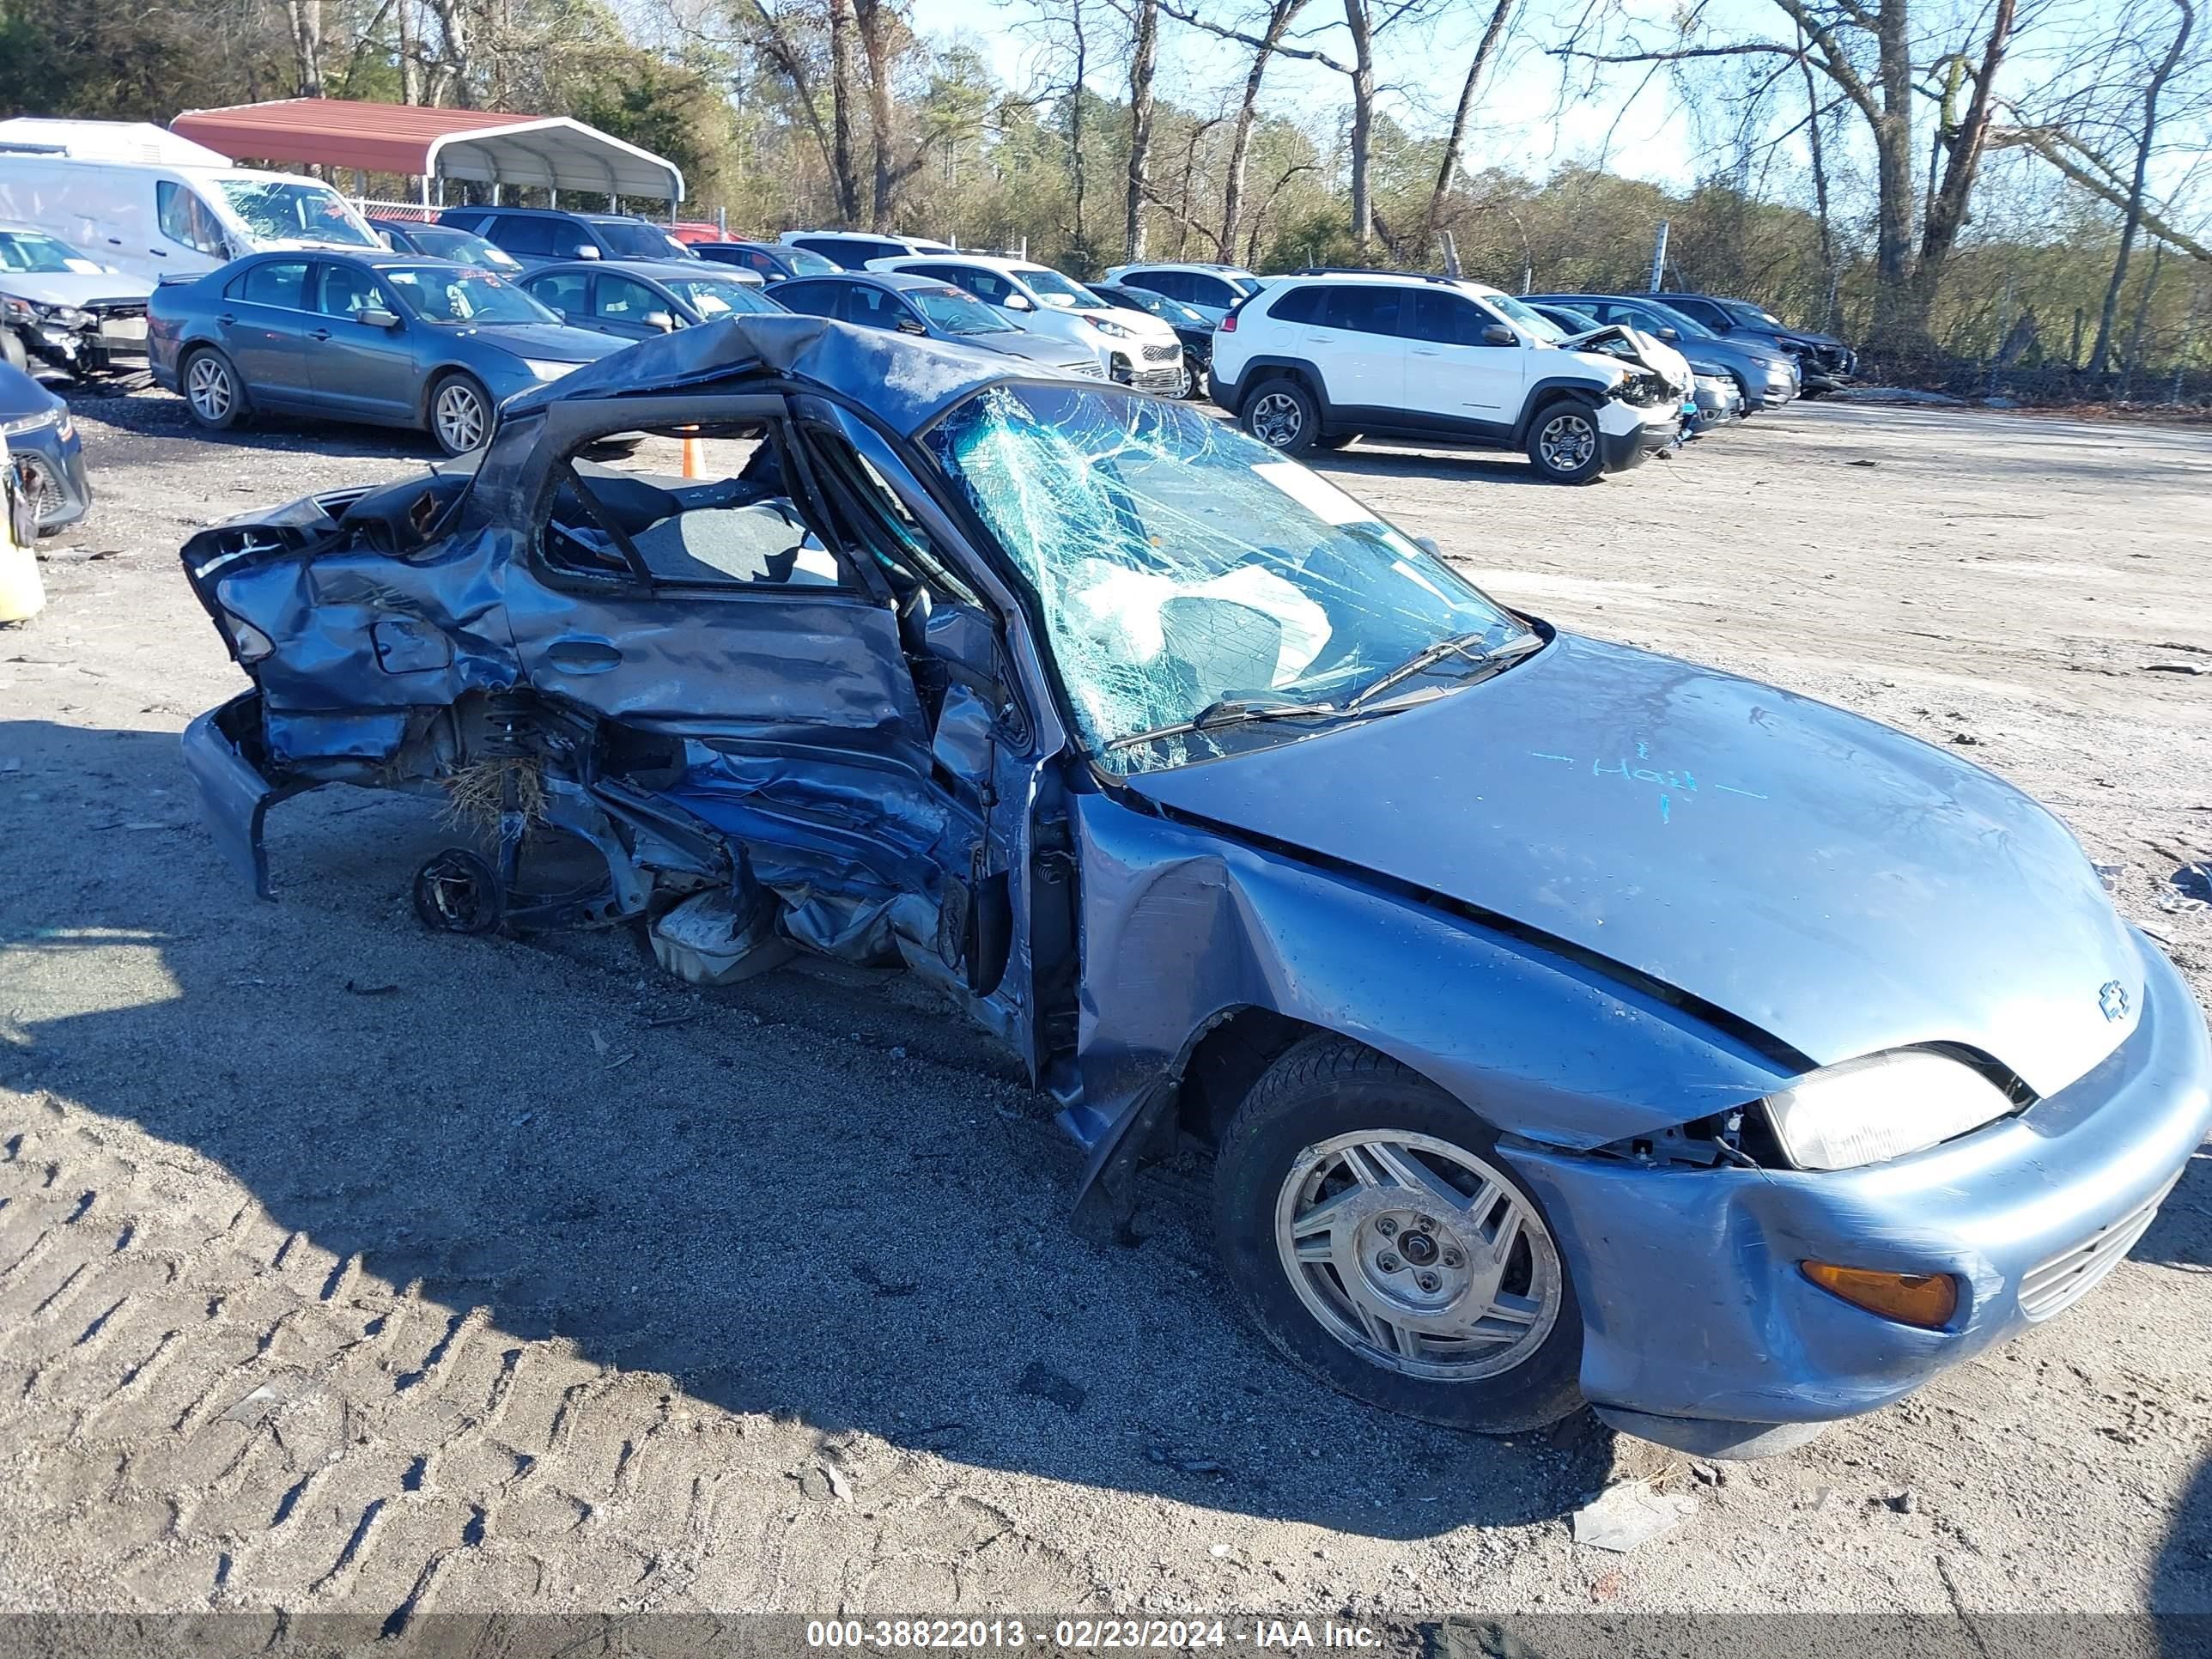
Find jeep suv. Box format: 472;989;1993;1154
1656;293;1856;392
1208;271;1691;483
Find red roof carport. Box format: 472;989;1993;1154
169;99;684;204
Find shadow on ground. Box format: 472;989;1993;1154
0;715;1613;1541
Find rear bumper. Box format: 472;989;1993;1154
181;694;306;901
1504;929;2212;1455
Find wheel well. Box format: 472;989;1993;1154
420;365;483;425
1176;1006;1326;1146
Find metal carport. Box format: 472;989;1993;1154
168;99;684;209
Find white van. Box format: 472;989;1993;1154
0;157;383;283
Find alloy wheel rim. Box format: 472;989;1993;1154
1538;413;1595;472
1273;1130;1562;1382
436;385;486;452
1250;392;1304;447
188;358;231;420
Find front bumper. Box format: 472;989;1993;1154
1503;929;2212;1455
1595;401;1680;472
9;422;90;532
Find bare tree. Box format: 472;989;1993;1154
828;0;864;221
1125;0;1160;257
283;0;325;96
1220;0;1308;260
2090;0;2195;372
1420;0;1519;250
856;0;927;226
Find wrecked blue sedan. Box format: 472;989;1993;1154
179;314;2212;1457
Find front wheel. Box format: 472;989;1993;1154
1239;379;1318;456
1524;399;1605;484
0;330;26;375
428;372;493;457
1213;1036;1584;1433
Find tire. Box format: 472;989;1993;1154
1172;360;1197;400
1239;377;1319;456
1313;432;1358;452
0;330;26;375
1212;1035;1584;1434
428;371;493;458
1524;398;1605;484
181;347;247;432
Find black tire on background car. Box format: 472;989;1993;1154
0;330;26;375
1212;1034;1585;1434
1523;398;1606;484
428;371;494;457
181;347;247;432
1313;431;1358;451
1240;377;1319;456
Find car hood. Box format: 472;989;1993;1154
0;270;157;307
454;321;629;362
1124;631;2140;1100
1559;325;1692;394
968;331;1098;370
1069;304;1180;343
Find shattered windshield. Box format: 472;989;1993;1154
1488;291;1565;343
913;285;1017;334
923;385;1527;774
386;265;556;325
214;179;379;247
0;231;102;274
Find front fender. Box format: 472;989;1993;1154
1070;790;1792;1155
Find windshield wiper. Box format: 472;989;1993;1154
1345;629;1540;714
1103;696;1339;754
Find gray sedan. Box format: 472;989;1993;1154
769;271;1106;377
518;259;783;343
148;252;625;456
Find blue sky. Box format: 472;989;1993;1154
908;0;1708;187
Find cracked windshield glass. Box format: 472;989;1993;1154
924;385;1529;774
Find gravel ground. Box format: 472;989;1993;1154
1;386;2208;1639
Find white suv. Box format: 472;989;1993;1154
1208;270;1692;483
780;230;954;270
871;253;1188;394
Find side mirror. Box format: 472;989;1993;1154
897;315;929;335
1414;536;1443;558
357;306;400;330
644;310;678;332
1480;322;1516;347
574;244;602;261
1656;325;1679;341
1003;292;1033;312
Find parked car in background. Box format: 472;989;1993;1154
0;155;382;282
693;240;842;283
771;270;1103;377
1087;280;1212;398
520;258;780;341
871;253;1187;393
437;206;695;270
779;229;954;270
369;217;524;274
1211;270;1690;482
1102;261;1266;324
149;251;623;456
1658;292;1856;392
1529;292;1798;412
0;358;88;532
0;225;155;380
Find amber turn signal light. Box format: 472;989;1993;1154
1801;1261;1960;1329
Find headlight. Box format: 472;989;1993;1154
0;410;58;438
46;307;93;330
521;358;584;381
0;295;34;325
1083;315;1133;337
1759;1050;2019;1171
1694;374;1729;392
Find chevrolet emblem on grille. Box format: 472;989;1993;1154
2099;980;2130;1021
